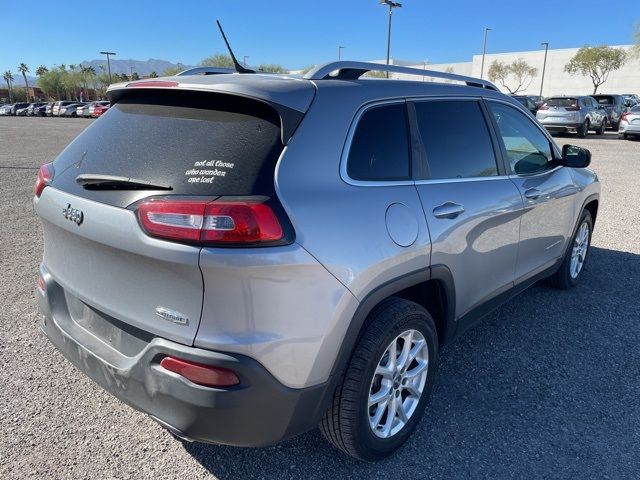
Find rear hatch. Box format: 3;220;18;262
35;87;304;345
537;97;579;122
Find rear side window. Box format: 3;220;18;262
413;100;498;179
593;96;614;105
50;91;283;207
347;103;410;181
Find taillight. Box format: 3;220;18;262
538;103;548;110
160;356;240;387
136;198;285;246
35;163;54;198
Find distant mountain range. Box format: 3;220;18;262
10;58;194;86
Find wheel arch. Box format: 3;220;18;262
328;266;457;383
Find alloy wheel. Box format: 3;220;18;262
368;329;429;438
570;221;590;279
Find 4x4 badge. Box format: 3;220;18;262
62;204;83;225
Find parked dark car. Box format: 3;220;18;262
591;94;627;130
33;104;48;116
7;103;29;115
510;95;538;115
27;102;46;116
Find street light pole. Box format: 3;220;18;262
480;27;491;79
337;46;344;61
100;51;116;83
380;0;402;77
539;42;549;99
243;56;249;67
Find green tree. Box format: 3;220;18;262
131;72;140;81
3;71;14;102
258;63;287;73
199;53;234;68
11;86;27;102
149;71;158;78
162;66;182;76
36;65;48;76
488;58;537;94
363;70;388;78
18;63;30;100
300;65;315;75
565;46;628;94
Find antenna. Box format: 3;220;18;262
216;20;255;74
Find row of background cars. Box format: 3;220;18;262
512;93;640;140
0;100;110;118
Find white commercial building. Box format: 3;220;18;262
387;45;640;97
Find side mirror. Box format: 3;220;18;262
562;144;591;168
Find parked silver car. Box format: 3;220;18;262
34;62;600;461
618;105;640;139
592;94;627;130
537;96;607;137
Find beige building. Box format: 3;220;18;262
392;45;639;96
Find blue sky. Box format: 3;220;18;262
2;0;638;74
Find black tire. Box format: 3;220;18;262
618;132;627;140
548;210;593;290
596;119;606;136
577;120;589;138
319;297;438;461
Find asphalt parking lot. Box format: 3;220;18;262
1;117;639;479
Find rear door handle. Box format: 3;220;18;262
524;188;541;200
433;202;465;219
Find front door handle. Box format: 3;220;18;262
433;202;465;219
524;188;541;200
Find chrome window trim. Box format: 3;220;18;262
341;95;512;187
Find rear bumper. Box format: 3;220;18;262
37;270;330;447
540;122;582;133
619;123;640;135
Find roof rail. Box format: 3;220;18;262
175;67;236;76
303;61;498;91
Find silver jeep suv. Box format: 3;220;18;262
34;62;600;461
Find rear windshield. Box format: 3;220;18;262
593;96;614;105
546;98;577;108
50;91;283;208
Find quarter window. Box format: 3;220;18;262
413;100;498;179
347;103;410;181
488;101;554;175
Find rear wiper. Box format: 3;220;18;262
76;174;172;191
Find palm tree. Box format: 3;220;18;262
18;63;30;101
36;65;48;76
3;71;14;102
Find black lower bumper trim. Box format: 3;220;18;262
39;293;329;448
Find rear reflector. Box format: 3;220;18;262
37;274;46;294
35;163;54;198
136;198;284;246
160;356;240;387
